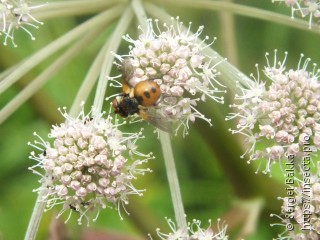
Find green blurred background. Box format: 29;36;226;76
1;0;320;239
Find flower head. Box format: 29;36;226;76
227;51;320;173
153;218;228;240
0;0;44;47
28;105;153;224
271;163;320;239
111;17;225;136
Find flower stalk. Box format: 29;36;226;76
151;0;319;32
32;0;126;20
92;5;133;116
130;0;188;232
0;25;104;124
0;5;124;95
68;39;110;117
24;188;48;240
159;131;187;233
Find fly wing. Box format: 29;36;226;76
120;58;135;83
139;107;173;133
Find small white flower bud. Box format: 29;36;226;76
55;185;68;196
86;182;97;192
70;180;81;191
61;175;71;185
76;187;87;197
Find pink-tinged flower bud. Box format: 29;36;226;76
43;159;55;171
76;187;87;197
46;148;58;159
54;167;63;177
70;180;81;191
55;185;68;196
60;175;71;185
86;182;97;193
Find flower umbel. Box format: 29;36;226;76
227;51;320;173
0;0;44;47
153;218;228;240
28;106;153;224
111;17;225;136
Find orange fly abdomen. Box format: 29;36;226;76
134;80;161;106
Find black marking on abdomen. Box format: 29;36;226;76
136;95;144;104
144;91;151;98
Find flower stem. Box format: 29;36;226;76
69;38;111;117
151;0;319;32
24;188;48;240
131;0;148;30
0;6;124;96
92;6;133;116
218;0;238;66
131;0;187;232
0;24;106;124
159;131;187;233
33;0;126;20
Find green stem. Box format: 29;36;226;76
33;0;127;20
151;0;319;33
132;0;187;232
0;46;63;124
92;6;133;117
131;0;148;30
68;39;110;117
159;131;187;233
236;198;265;239
0;61;18;80
24;188;48;240
0;25;107;124
218;0;239;67
0;5;124;96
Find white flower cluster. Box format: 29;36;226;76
154;218;228;240
272;0;320;28
227;51;320;173
113;17;225;136
0;0;44;46
29;107;152;224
